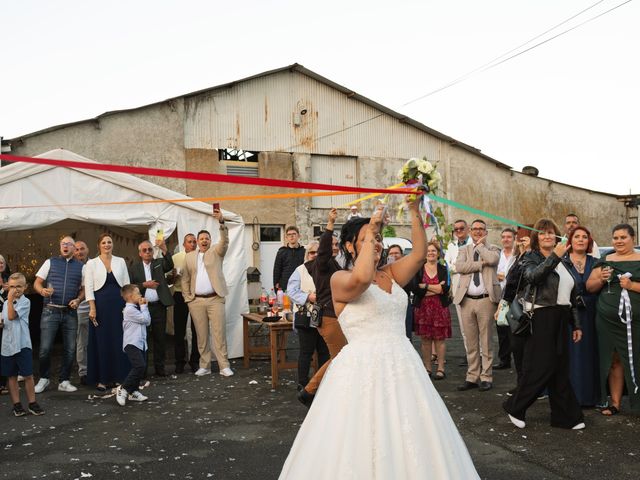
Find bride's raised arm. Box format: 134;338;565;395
385;196;427;287
331;206;385;304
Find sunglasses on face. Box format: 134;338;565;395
308;251;318;255
453;227;466;232
141;248;153;252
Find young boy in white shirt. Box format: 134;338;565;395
1;273;44;416
116;284;151;406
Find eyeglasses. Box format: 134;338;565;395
141;248;153;252
60;242;75;247
453;227;466;232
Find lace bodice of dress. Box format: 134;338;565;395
338;281;408;343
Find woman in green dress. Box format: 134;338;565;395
586;224;640;415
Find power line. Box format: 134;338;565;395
477;0;633;75
401;0;608;106
286;0;633;151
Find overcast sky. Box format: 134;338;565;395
2;0;638;195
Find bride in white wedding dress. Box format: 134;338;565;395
279;199;480;479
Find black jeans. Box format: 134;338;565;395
123;344;146;394
172;292;200;370
147;302;167;373
297;327;330;386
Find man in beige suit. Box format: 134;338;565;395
181;208;233;377
453;219;501;392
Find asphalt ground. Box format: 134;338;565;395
1;314;639;480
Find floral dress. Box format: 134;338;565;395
413;270;452;340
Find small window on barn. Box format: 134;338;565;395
219;149;259;177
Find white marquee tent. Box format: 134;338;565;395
0;148;249;358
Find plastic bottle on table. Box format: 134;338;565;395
268;288;276;306
276;288;284;310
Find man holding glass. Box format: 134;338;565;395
33;236;85;393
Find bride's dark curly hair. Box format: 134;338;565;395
339;217;369;269
339;217;385;270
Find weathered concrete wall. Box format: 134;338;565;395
185;149;296;227
446;146;625;245
9;101;186;192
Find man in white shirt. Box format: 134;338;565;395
444;219;472;366
452;220;501;392
495;228;517;370
181;207;233;377
346;205;363;221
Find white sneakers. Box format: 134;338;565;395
116;387;148;405
195;367;234;376
572;422;586;430
58;381;78;392
128;391;148;402
35;379;78;393
116;386;128;406
34;378;50;394
508;414;526;429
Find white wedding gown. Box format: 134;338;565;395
279;281;480;479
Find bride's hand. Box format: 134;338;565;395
406;194;421;212
369;204;385;232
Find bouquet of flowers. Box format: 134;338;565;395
397;157;442;197
395;157;452;247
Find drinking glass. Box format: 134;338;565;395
604;266;613;294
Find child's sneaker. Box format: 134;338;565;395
58;380;78;392
27;402;45;416
116;386;128;406
13;403;27;417
128;391;148;402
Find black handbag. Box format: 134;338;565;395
294;306;311;329
507;269;536;337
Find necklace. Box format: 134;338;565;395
571;253;586;273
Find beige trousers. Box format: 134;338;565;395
460;296;496;383
187;296;229;370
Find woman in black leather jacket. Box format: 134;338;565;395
503;218;584;430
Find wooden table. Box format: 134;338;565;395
242;312;297;389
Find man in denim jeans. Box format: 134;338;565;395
33;236;85;393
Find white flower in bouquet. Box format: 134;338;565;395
418;159;434;175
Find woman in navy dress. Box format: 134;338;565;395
565;226;600;406
84;234;131;390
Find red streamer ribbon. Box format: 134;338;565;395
0;154;415;196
